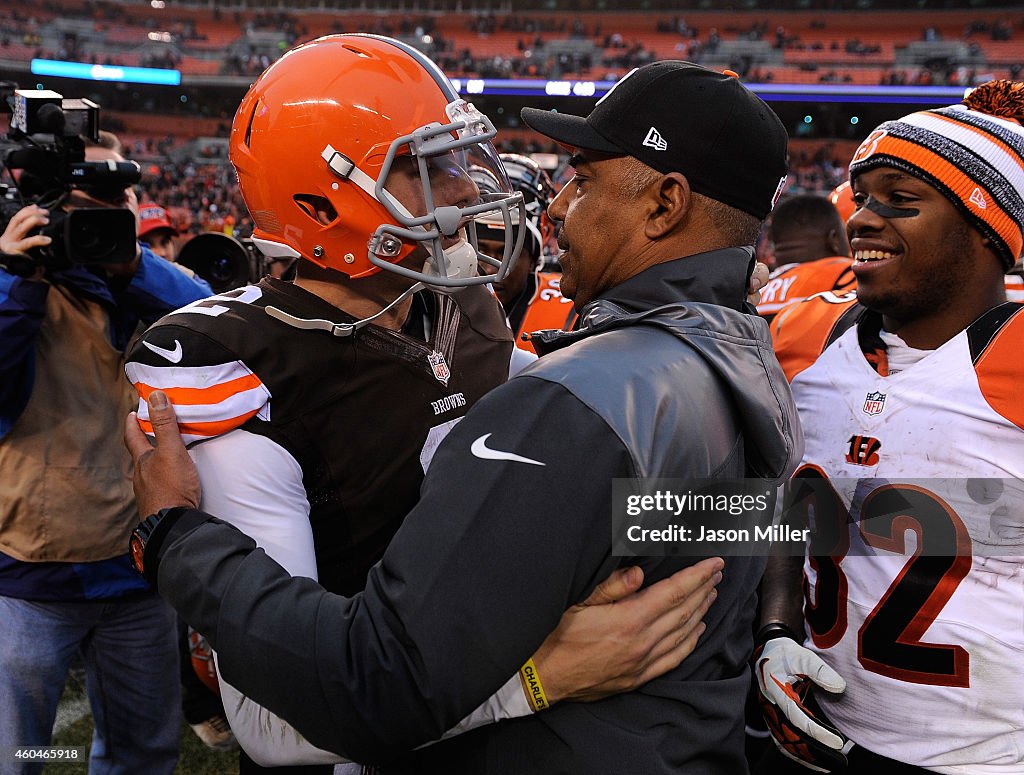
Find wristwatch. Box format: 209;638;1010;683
128;506;195;583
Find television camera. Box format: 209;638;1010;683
177;231;288;294
0;86;140;276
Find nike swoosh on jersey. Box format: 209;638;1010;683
143;339;184;364
470;433;545;466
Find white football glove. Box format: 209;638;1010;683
754;636;849;771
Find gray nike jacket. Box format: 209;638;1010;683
152;246;804;774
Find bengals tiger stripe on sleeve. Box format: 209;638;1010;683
769;290;863;382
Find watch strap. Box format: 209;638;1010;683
131;507;213;586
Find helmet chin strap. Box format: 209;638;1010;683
264;237;479;335
265;280;425;338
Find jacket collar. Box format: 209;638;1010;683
529;246;755;355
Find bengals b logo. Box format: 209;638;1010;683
852;129;887;164
846;435;881;467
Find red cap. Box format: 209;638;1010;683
138;203;177;238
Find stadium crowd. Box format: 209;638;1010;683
0;0;1019;85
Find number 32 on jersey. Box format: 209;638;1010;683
784;466;973;688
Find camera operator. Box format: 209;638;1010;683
0;134;212;774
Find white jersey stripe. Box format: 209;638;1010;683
125;360;261;392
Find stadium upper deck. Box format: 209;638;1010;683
0;0;1019;86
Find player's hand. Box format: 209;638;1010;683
123;389;201;517
532;558;724;704
748;260;770;305
754;635;849;772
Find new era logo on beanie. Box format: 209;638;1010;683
521;61;789;220
848;79;1024;269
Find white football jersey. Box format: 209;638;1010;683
787;301;1024;773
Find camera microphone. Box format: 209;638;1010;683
34;103;65;135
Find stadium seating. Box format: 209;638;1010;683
1;1;1018;86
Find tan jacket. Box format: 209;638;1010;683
0;283;138;562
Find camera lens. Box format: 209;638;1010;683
177;232;252;293
209;256;236;285
71;219;113;259
65;209;137;265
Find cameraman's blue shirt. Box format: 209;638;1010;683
0;552;151;601
0;246;211;600
0;246;212;439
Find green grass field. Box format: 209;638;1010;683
47;717;239;775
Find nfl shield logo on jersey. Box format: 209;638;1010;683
862;390;886;415
427;350;451;386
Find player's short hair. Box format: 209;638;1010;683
768;195;845;243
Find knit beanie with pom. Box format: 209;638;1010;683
849;80;1024;269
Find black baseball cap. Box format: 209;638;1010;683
521;61;789;219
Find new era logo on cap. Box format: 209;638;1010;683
520;60;790;219
969;187;987;210
643;127;668;151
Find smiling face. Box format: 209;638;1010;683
848;166;1004;346
547;150;651;309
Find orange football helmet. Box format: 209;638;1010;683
229;34;524;289
828;180;857;223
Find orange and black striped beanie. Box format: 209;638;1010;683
849;80;1024;269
